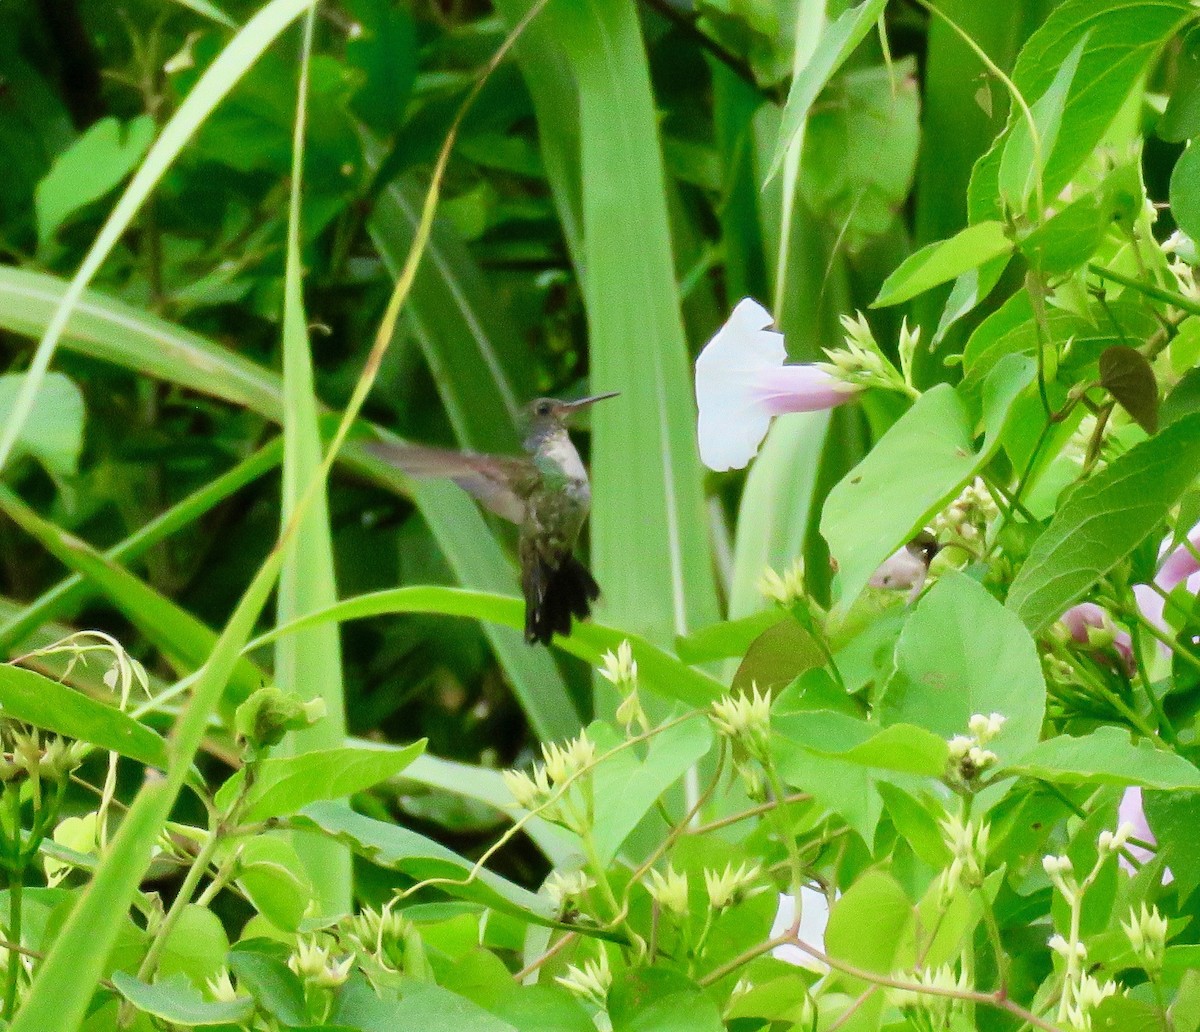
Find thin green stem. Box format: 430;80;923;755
3;872;21;1019
1128;620;1180;747
1089;263;1200;319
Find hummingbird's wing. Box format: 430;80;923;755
364;440;533;525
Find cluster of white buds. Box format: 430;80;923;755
1049;934;1087;962
946;713;1006;786
888;964;970;1028
555;950;612;1007
818;313;915;397
544;869;595;912
1121;903;1168;974
703;861;762;911
1097;822;1134;857
939;812;990;896
709;685;772;762
599;641;645;734
1043;854;1078;905
1063;973;1119;1031
931;477;998;552
757;559;805;607
502;731;597;832
645;865;689;919
288;936;353;989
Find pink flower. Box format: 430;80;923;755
1135;520;1200;641
695;298;859;472
1060;602;1134;673
1118;786;1172;883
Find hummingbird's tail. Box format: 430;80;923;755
523;554;600;645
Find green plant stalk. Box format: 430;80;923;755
1089;263;1200;319
1128;620;1180;747
762;756;805;900
119;828;224;1028
273;0;352;917
0;439;282;654
4;786;23;1021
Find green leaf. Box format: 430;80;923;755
873;222;1012;308
969;0;1195;221
767;0;890;182
774;711;950;777
1142;789;1200;902
1100;345;1159;434
1005;727;1200;788
1172;142;1200;243
825;870;915;1024
0;664;166;769
0;372;84;479
157;904;228;986
998;34;1087;210
608;969;723;1032
884;573;1046;766
291;800;557;923
1161;27;1200;142
336;980;518;1032
35;116;155;241
732;619;826;694
675;611;786;665
800;61;921;252
822;360;1033;617
1006;413;1200;632
1018;169;1141;275
111;972;252;1026
233;835;313;932
1162;367;1200;427
227;947;307;1026
229;742;424;822
590;718;713;863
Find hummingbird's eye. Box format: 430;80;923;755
536;401;552;416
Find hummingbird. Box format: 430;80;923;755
368;392;619;645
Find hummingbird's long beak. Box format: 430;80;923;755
560;391;620;414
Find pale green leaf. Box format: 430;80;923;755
1006;413;1200;632
0;372;84;479
111;972;253;1027
1005;726;1200;788
35;116;155;241
873;221;1012;308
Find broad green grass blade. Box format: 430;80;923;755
491;0;584;265
0;268;576;740
774;0;828;308
0;0;316;477
275;8;352;915
0;485;266;702
0;440;282;654
365;157;531;447
551;0;720;646
729;413;831;619
250;586;726;709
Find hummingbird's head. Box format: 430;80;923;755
522;392;619;448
